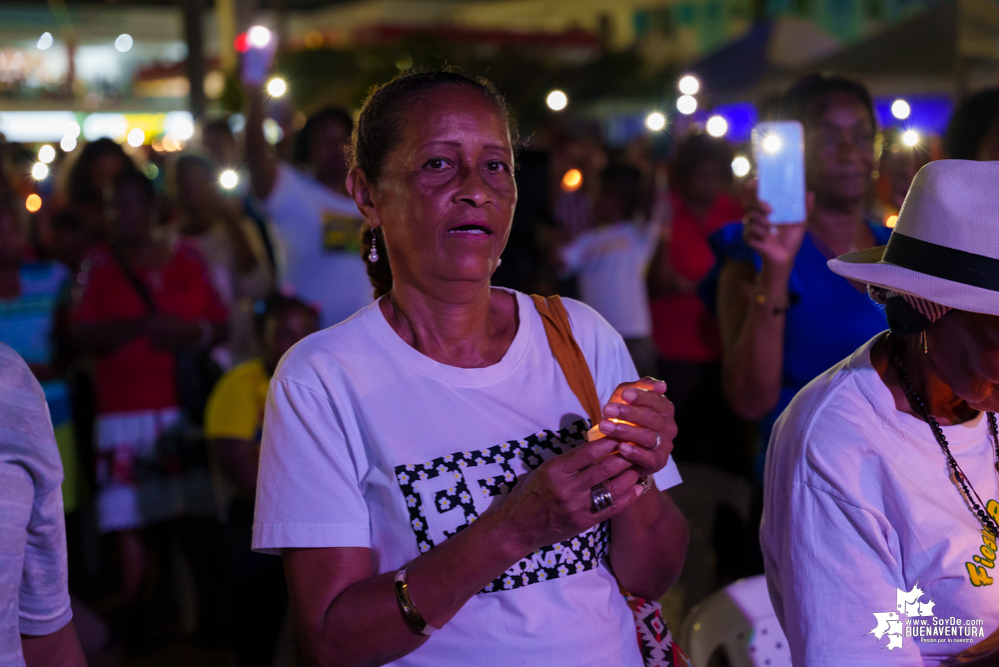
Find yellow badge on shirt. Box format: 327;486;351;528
322;211;362;253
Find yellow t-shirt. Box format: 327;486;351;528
204;358;270;442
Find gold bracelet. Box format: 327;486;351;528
394;568;440;636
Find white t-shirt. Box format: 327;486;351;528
264;163;373;329
559;221;659;339
253;289;681;667
762;334;999;666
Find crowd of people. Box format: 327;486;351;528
3;57;999;667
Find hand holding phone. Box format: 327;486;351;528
754;121;806;224
241;26;277;87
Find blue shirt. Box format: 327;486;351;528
701;222;893;480
0;262;71;428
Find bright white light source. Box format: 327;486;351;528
262;118;284;145
678;75;700;96
164;111;195;141
115;34;134;53
37;33;54;51
891;99;911;120
706;115;728;137
31;162;49;181
645;112;666;131
127;128;145;147
220;169;239;190
248;26;272;48
546;90;568;111
266;77;287;97
902;130;919;147
60;136;77;152
37;145;56;164
732;155;751;177
676;95;697;115
762;134;782;153
64;121;81;139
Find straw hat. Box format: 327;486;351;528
828;159;999;317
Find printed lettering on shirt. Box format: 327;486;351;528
394;419;608;594
965;500;999;587
321;211;362;253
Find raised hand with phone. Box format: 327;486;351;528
710;73;892;481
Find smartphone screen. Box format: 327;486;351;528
754;121;806;224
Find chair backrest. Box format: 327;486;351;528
679;575;791;667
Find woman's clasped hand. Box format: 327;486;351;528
499;378;676;552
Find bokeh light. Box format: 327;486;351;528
127;128;146;147
220;169;239;190
561;169;583;192
891;99;911;120
732;155;751;177
762;134;782;153
902;130;919;147
706;115;728;137
885;214;899;228
248;26;272;48
678;75;700;96
266;77;287;97
676;95;697;115
115;34;134;53
546;90;568;111
25;194;42;213
31;162;49;181
37;145;56;164
60;136;77;152
37;33;54;51
645;112;666;131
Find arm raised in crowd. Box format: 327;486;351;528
717;186;808;420
245;85;277;201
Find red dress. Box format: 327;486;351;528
651;192;743;363
70;240;228;415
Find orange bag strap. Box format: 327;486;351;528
530;294;603;426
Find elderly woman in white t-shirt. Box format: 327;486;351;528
251;71;689;667
762;160;999;666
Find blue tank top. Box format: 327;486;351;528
701;222;893;480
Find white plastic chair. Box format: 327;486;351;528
679;575;791;667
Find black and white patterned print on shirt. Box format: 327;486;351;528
394;418;609;594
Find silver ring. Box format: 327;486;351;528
653;433;661;451
591;483;613;512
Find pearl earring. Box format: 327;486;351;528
368;230;380;263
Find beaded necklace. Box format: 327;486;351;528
887;333;999;537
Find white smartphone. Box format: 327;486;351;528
753;121;806;224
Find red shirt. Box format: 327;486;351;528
70;240;228;414
651;192;743;362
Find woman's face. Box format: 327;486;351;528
931;310;999;413
91;153;128;195
352;87;516;292
110;181;153;243
681;160;730;206
804;92;875;205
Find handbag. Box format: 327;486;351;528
531;294;693;667
110;245;222;426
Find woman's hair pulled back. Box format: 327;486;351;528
348;70;517;299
